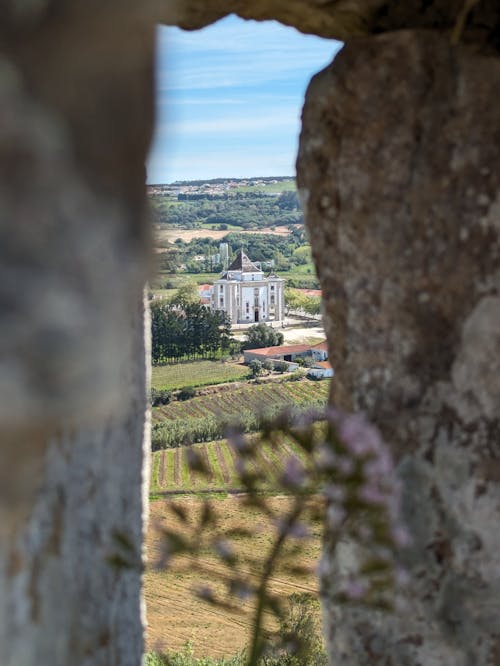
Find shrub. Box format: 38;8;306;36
248;360;263;378
273;361;289;374
262;359;274;373
242;323;284;350
263;594;327;666
287;369;307;382
177;386;196;401
151;388;172;407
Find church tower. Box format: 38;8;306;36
211;249;285;325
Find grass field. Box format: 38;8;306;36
150;288;177;300
145;495;322;658
155;226;292;244
150;434;309;495
152;361;250;391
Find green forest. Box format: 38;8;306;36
150;179;321;290
166;229;309;274
152;190;302;230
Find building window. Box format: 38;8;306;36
220;285;224;292
246;302;250;313
220;297;224;306
270;295;275;306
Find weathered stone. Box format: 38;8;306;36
0;7;153;665
159;0;500;51
298;31;500;665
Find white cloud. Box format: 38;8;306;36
148;17;341;183
156;113;298;136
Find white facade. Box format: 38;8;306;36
211;250;285;325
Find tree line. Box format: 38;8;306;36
151;191;302;230
151;301;232;364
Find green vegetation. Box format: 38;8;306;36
234;179;296;194
145;647;241;666
152;189;302;231
242;323;284;350
154;410;405;666
285;289;322;316
150;436;309;494
164;231;309;276
149;179;320;290
152;301;233;364
152;380;330;449
152;361;249;392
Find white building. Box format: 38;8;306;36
212;250;285;325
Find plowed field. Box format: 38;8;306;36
145;496;322;658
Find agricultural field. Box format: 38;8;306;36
152;360;249;392
234;179;296;194
155;225;292;244
145;495;322;658
152;379;330;449
150;435;308;495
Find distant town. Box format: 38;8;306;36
147;175;294;198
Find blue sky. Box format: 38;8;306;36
147;16;341;184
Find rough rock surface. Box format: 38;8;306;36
160;0;500;51
298;31;500;665
0;7;152;666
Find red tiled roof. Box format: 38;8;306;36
244;344;310;357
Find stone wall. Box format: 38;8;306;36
298;30;500;665
0;5;153;665
1;1;500;664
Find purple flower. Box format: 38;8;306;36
395;567;410;586
326;504;346;529
214;539;234;561
316;444;337;471
281;456;307;489
337;455;355;476
227;429;248;453
343;579;368;601
392;526;411;548
324;483;345;503
288;522;311;539
359;485;389;506
338;414;383;458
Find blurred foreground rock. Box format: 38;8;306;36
298;31;500;665
0;7;152;665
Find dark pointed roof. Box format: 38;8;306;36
227;249;261;273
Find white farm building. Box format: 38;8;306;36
211;250;285;325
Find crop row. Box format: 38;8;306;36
150;436;307;494
151;379;329;450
